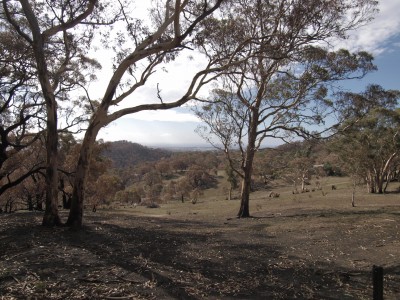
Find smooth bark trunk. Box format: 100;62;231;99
237;122;257;218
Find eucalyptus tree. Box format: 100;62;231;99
331;85;400;194
195;0;378;217
2;0;104;225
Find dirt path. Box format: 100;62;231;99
0;206;399;299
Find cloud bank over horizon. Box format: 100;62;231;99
97;0;400;146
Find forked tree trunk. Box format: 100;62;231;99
379;152;398;194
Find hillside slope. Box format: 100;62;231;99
102;140;171;168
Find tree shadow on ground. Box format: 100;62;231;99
252;206;400;219
0;212;399;299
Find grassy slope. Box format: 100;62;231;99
113;174;400;221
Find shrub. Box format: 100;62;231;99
146;202;160;209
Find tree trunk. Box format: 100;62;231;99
66;119;101;228
237;141;256;217
27;194;34;211
36;193;43;211
379;152;398;194
383;175;390;193
237;111;258;218
377;184;383;194
238;172;251;218
8;200;12;213
42;103;62;227
376;174;384;194
352;180;356;207
366;173;375;193
301;176;305;192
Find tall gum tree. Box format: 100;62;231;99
2;0;110;226
195;0;378;217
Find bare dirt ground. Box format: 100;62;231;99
1;184;400;299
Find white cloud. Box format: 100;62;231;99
338;0;400;55
123;108;201;123
97;117;207;146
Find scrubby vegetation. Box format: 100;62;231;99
3;135;400;215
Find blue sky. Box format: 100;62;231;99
96;0;400;147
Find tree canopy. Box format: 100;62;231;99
331;87;400;193
195;0;378;217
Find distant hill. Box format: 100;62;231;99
102;140;171;168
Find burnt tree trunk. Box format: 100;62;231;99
27;194;34;211
36;192;44;211
42;103;62;226
66;116;102;228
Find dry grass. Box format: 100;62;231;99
117;176;400;221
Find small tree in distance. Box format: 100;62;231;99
225;164;239;201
